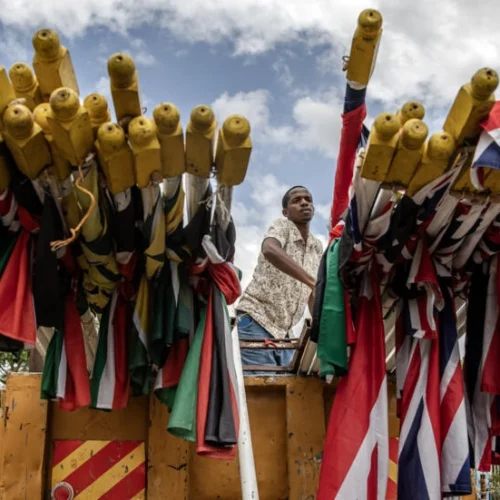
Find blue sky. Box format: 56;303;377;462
0;0;499;286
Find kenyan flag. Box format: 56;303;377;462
90;290;130;410
41;296;91;411
167;305;207;441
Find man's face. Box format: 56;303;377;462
283;188;314;223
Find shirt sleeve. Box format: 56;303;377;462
263;218;289;248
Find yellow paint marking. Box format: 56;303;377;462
388;460;398;484
131;488;146;499
75;444;145;498
52;441;110;485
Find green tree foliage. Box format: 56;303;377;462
0;350;30;386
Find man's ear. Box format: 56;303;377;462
282;208;288;218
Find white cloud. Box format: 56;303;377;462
272;58;294;88
1;0;498;118
129;38;156;66
315;203;331;221
291;90;343;158
0;29;29;62
94;76;112;102
211;88;343;158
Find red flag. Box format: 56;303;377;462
330;103;367;232
0;230;36;344
59;297;91;411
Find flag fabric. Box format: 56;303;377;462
464;264;494;472
470;101;500;190
0;213;22;353
77;160;120;314
0;229;36;345
0;179;40;346
395;241;442;500
193;215;241;460
41;295;91;411
315;237;348;379
90;289;130;410
152;183;193;406
392;228;471;497
330;85;368;232
141;184;165;281
317;270;388;500
129;275;151;396
315;80;390;499
167;306;207;442
89;185;138;409
437;281;471;496
33;193;66;331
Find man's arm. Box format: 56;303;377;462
262;237;316;289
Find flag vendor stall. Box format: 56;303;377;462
312;7;500;500
0;24;255;474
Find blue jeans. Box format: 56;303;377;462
237;313;294;372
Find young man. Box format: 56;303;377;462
236;186;323;369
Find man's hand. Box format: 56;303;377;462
308;287;316;315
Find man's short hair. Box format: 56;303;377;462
282;185;309;209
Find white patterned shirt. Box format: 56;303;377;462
237;217;323;339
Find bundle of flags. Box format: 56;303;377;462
0;159;243;459
0;24;253;469
312;57;500;500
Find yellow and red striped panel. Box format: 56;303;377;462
386;437;398;500
51;440;145;499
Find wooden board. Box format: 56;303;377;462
286;378;325;499
50;395;148;441
147;394;190;500
0;373;402;499
189;385;289;500
0;373;48;500
0;390;4;493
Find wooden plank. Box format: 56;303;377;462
50;395;148;441
0;373;48;500
286;377;325;500
388;381;400;438
147;394;189;500
0;390;4;493
189;385;289;500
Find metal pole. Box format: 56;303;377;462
231;322;260;500
218;180;259;499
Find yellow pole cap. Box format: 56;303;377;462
153;102;180;134
128;116;156;147
49;87;80;122
427;131;455;160
32;29;63;61
471;68;499;100
190;105;215;133
97;122;126;153
9;63;37;93
222;115;251;146
4;104;34;139
357;9;383;39
373;112;400;140
107;53;136;88
401;119;428;149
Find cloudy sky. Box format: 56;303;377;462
0;0;499;288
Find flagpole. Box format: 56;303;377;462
231;323;260;500
217;181;260;500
